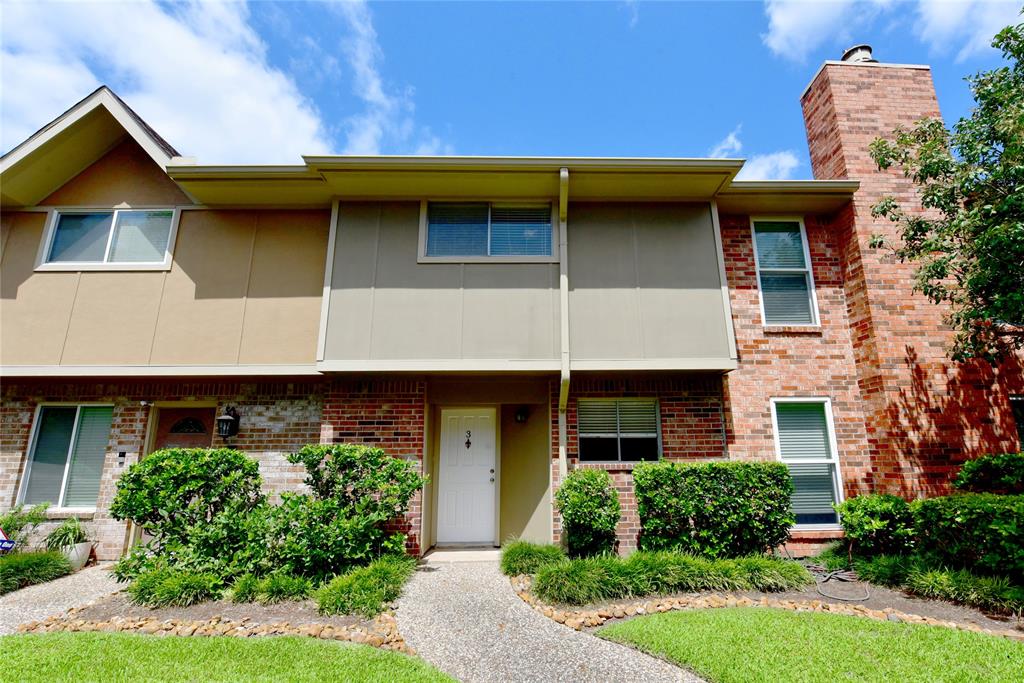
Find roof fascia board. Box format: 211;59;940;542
801;60;930;100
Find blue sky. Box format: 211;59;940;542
2;1;1021;179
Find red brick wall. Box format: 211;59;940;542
320;379;426;554
549;375;725;552
802;62;1024;494
1;379;322;559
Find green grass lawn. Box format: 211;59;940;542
599;607;1024;683
1;632;452;683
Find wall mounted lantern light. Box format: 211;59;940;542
216;407;240;440
514;406;530;424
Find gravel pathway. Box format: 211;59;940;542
396;558;701;683
0;565;122;635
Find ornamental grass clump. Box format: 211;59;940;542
315;555;417;618
127;566;222;608
0;551;71;595
500;541;567;576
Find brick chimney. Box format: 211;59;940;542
801;48;1023;495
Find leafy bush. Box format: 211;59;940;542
913;493;1024;580
127;567;222;607
271;444;426;581
834;494;915;557
533;551;812;605
633;461;794;558
500;540;567;576
0;503;49;548
953;453;1024;495
315;555;417;618
0;551;72;595
45;517;89;553
554;469;620;557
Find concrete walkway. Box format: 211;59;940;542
396;553;701;683
0;565;121;635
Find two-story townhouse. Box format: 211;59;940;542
2;48;1022;561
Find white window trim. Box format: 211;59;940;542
577;397;662;464
417;199;559;263
34;207;182;272
750;216;821;328
769;396;844;531
17;402;114;512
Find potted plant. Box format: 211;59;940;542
45;517;92;571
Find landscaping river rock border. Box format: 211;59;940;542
509;575;1024;641
17;608;414;654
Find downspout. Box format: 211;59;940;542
557;168;570;482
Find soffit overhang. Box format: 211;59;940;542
716;180;859;214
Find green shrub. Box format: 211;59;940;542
500;540;566;576
230;574;260;603
554;469;620;557
853;554;922;587
905;567;1024;616
127;567;221;607
45;517;89;553
913;493;1024;580
315;555;416;618
0;503;49;548
532;551;812;605
0;551;72;595
256;573;312;604
834;494;915;557
271;444;426;581
633;461;794;558
953;452;1024;495
811;543;852;571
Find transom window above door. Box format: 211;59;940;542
38;208;179;271
578;399;660;463
420;202;555;262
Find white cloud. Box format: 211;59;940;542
736;151;801;180
1;1;331;163
915;0;1022;62
621;1;640;29
762;0;1019;63
709;125;744;158
332;0;452;155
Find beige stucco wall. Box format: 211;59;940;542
568;202;732;361
424;378;552;547
1;209;328;367
325;201;560;363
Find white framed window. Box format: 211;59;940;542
1011;396;1024;447
751;218;819;326
577;398;660;463
770;398;843;528
418;201;557;262
18;405;114;510
36;208;180;271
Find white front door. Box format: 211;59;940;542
437;407;496;544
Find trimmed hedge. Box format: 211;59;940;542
315;555;416;618
913;494;1024;580
500;541;566;576
0;551;72;595
554;469;620;557
633;462;795;558
953;452;1024;495
834;494;915;556
533;551;811;605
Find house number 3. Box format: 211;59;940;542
465;430;472;449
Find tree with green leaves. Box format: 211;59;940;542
869;16;1023;364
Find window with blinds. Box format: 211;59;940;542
46;209;175;265
21;405;114;509
773;400;841;526
425;202;553;258
577;399;660;462
753;221;817;326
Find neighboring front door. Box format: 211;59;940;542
437;407;496;545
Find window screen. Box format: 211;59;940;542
774;401;840;525
425;203;552;257
754;222;816;325
47;210;173;264
578;399;659;462
21;406;113;508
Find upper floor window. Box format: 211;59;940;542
420;202;555;262
20;405;114;509
39;209;178;271
771;399;842;527
752;219;819;326
578;398;660;463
